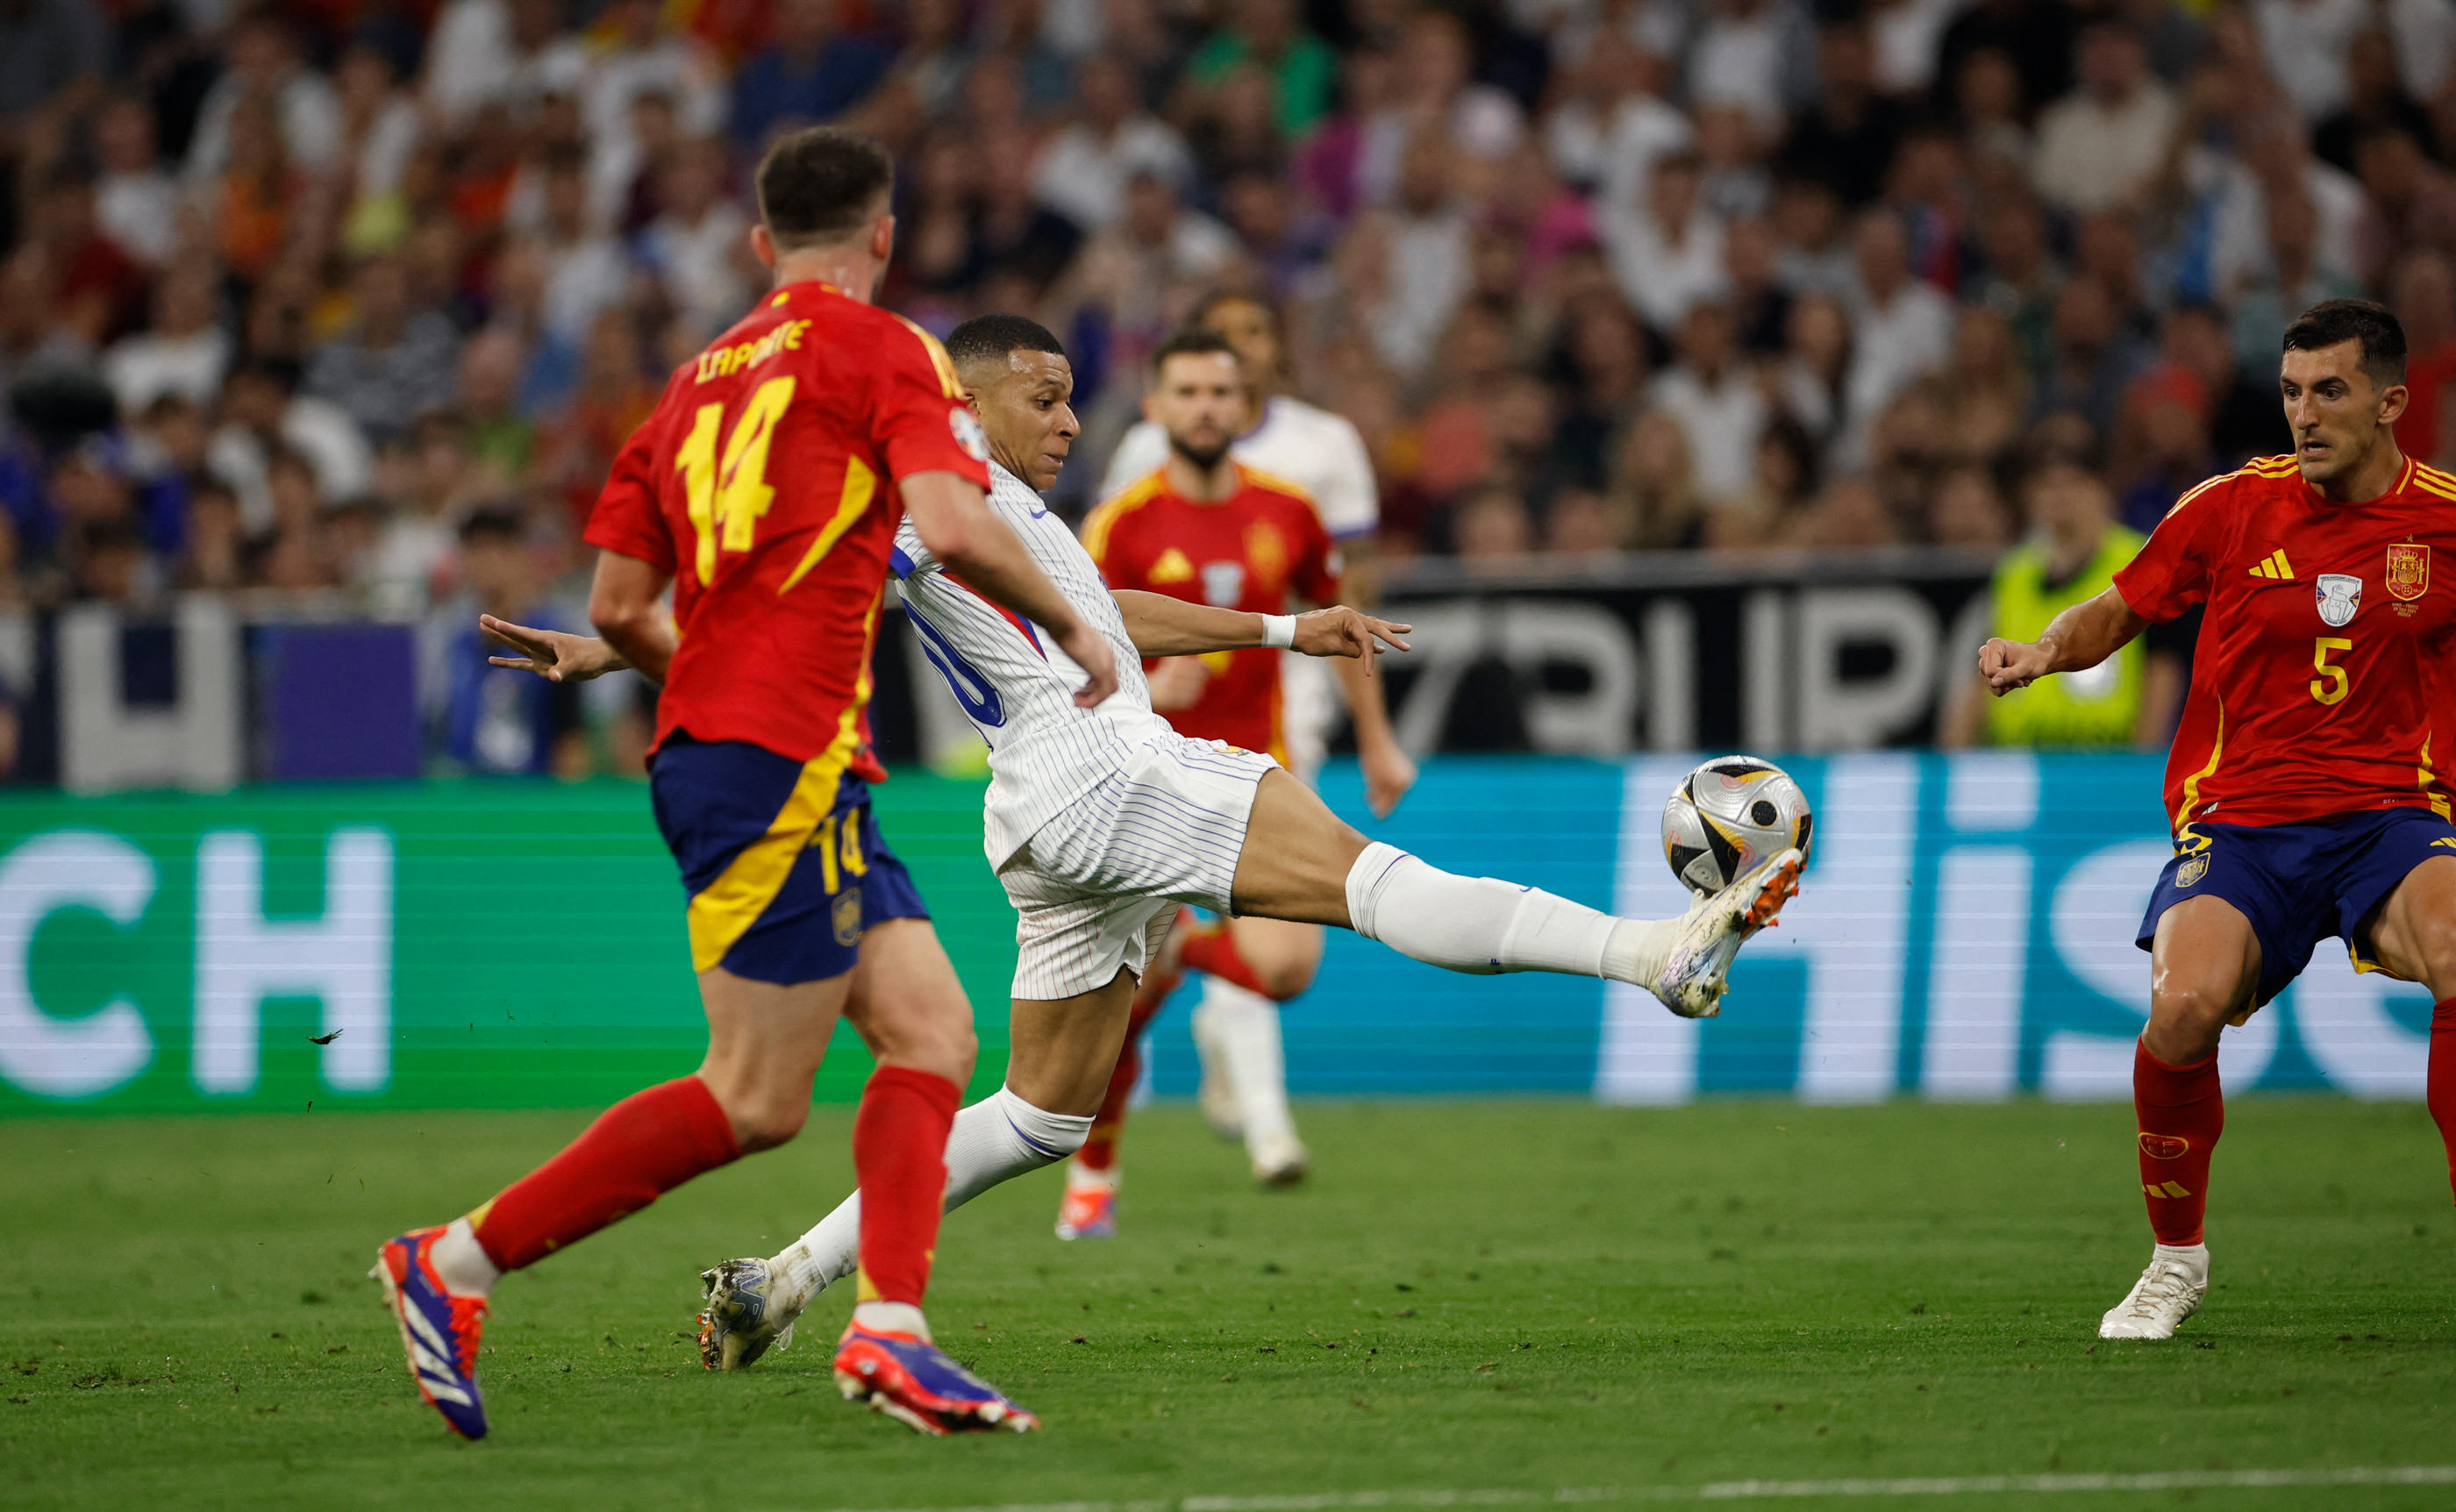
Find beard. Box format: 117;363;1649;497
1167;431;1232;471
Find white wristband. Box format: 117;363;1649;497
1260;613;1297;649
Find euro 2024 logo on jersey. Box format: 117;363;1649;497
2316;573;2361;627
949;405;990;463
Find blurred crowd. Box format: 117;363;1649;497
0;0;2448;767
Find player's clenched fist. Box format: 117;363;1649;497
1978;636;2055;695
1293;606;1412;664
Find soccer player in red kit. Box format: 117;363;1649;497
1982;299;2456;1340
1057;329;1415;1228
369;129;1117;1437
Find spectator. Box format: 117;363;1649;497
0;0;104;124
2391;250;2456;469
432;508;586;776
210;360;375;535
1928;462;2013;548
1607;409;1705;550
2311;28;2437;175
1646;302;1764;502
183;12;340;186
1776;16;1903;208
1604;151;1727;335
1841;210;1953;456
639;139;755;340
2031;20;2179;217
1350;134;1471;378
1032;53;1194;232
104;268;231;414
92;96;178;267
423;0;593;126
1690;0;1814;140
530;145;633;346
1547;31;1689;210
2037;276;2156;438
306;257;464;446
1184;0;1339;139
728;0;896;149
2251;0;2366;122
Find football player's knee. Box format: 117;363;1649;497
725;1089;810;1152
2149;982;2236;1042
1254;957;1317;1001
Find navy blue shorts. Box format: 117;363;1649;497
648;737;929;986
2136;807;2456;1007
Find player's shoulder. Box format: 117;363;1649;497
2406;459;2456;504
1233;462;1320;514
1266;395;1365;447
2162;455;2300;523
1082;469;1172;557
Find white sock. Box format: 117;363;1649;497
851;1300;931;1340
771;1087;1093;1311
2154;1242;2210;1280
1344;842;1674;982
1066;1156;1119;1190
1200;978;1297;1153
428;1216;500;1297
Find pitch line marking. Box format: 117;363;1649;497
796;1465;2456;1512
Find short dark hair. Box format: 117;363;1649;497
2283;298;2407;387
756;127;895;247
459;506;525;546
945;313;1066;372
1149;327;1239;376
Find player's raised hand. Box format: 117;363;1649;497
1053;619;1121;708
481;615;625;682
1294;606;1412;667
1361;742;1417;819
1977;636;2054;695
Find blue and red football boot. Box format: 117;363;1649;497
832;1322;1039;1435
371;1226;491;1440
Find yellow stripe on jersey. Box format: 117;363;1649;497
889;314;964;397
2175;699;2225;831
1080;471;1169;563
2422;735;2452;823
2414;464;2456;502
776;456;876;596
1235;462;1317;506
685;711;863;973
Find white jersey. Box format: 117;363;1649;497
1099;395;1379;538
892;462;1169;867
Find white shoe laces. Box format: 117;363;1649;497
2115;1259;2201;1320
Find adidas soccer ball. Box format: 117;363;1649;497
1661;756;1814;896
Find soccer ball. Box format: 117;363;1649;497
1661;756;1814;895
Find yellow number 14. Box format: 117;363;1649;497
2310;636;2352;705
677;376;796;584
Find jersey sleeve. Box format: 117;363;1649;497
1314;414;1380;538
869;317;993;488
2113;474;2231;623
581;413;675;574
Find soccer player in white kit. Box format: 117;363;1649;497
479;313;1803;1377
1098;290;1403;1184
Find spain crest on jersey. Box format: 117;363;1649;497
2388;542;2430;601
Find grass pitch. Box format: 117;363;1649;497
4;1098;2452;1512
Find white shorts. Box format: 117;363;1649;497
998;732;1277;1000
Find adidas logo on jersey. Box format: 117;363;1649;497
2247;549;2295;580
1148;547;1195;584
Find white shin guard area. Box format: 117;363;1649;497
1343;843;1622;977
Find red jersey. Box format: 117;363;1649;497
1082;464;1341;760
2113;453;2456;831
584;282;989;777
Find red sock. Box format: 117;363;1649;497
1077;997;1166;1173
853;1066;962;1307
1179;923;1274;999
2134;1041;2223;1246
471;1075;740;1272
2430;998;2456;1207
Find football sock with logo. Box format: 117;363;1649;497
2430;998;2456;1206
1178;923;1274;998
1074;997;1165;1178
774;1088;1093;1309
850;1066;961;1309
1344;842;1671;980
468;1074;741;1275
2133;1042;2223;1246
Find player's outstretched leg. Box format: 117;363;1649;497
376;1071;744;1438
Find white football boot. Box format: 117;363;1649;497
2098;1244;2209;1340
1649;847;1805;1018
1248;1127;1310;1187
698;1257;803;1370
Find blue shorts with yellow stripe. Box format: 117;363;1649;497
648;736;928;985
2136;806;2456;1009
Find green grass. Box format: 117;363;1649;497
3;1099;2452;1511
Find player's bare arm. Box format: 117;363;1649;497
1978;586;2148;695
585;550;681;686
901;469;1119;708
1111;590;1411;660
